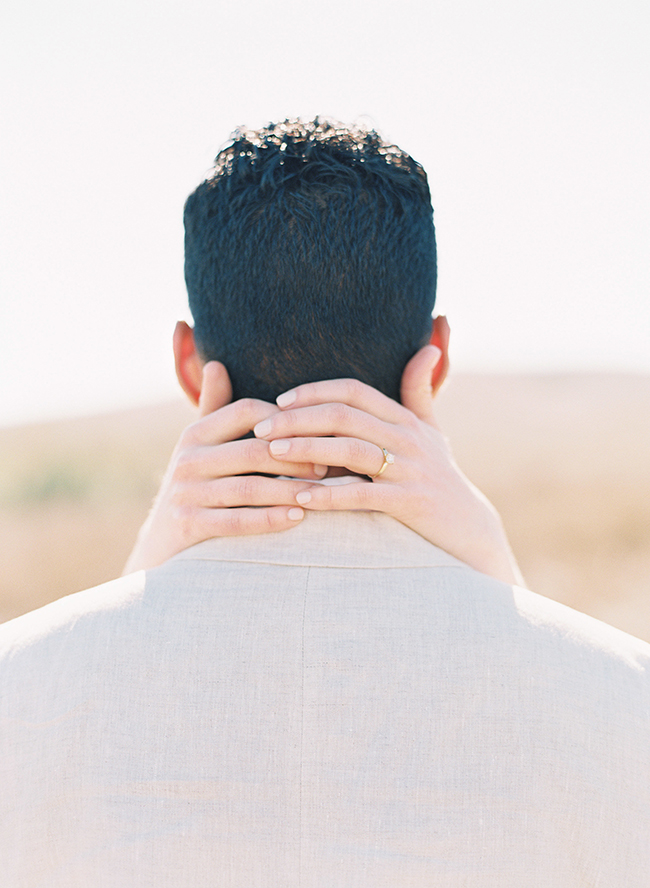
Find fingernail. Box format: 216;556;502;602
295;491;312;505
428;345;442;366
254;419;272;438
288;507;304;520
269;439;290;456
313;464;327;477
276;390;297;408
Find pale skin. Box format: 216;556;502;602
124;316;523;586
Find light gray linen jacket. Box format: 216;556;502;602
1;510;649;887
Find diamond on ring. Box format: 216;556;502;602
372;447;395;479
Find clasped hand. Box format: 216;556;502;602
124;344;522;586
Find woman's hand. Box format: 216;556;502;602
252;345;524;586
125;348;523;587
123;365;326;574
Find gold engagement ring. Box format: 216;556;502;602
371;447;395;479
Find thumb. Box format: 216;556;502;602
198;362;233;417
399;345;442;427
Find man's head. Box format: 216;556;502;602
181;118;437;404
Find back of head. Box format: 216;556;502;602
184;118;437;403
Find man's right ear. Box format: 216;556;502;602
428;315;450;397
172;321;232;414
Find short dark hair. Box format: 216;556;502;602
184;118;436;403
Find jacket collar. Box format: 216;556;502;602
171;509;467;571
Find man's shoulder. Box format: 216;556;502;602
504;583;650;711
2;510;649;707
0;571;146;675
511;581;650;666
168;515;650;699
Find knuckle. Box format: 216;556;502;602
173;448;199;481
201;479;225;508
320;486;336;508
343;378;364;400
173;504;197;543
350;483;372;506
279;408;300;431
224;509;245;535
348;437;368;461
179;422;202;447
331;402;353;426
263;508;282;532
240;438;262;463
236;398;257;421
236;475;258;503
170;479;193;506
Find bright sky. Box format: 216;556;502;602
1;0;648;426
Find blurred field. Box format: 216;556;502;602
1;374;649;641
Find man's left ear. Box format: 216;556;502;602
428;315;450;397
173;321;205;407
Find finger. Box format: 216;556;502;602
184;399;281;447
275;378;410;425
191;505;305;538
185;475;315;509
266;436;401;480
293;480;399;513
253;403;400;450
198;361;233;417
399;345;441;427
178;438;328;481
